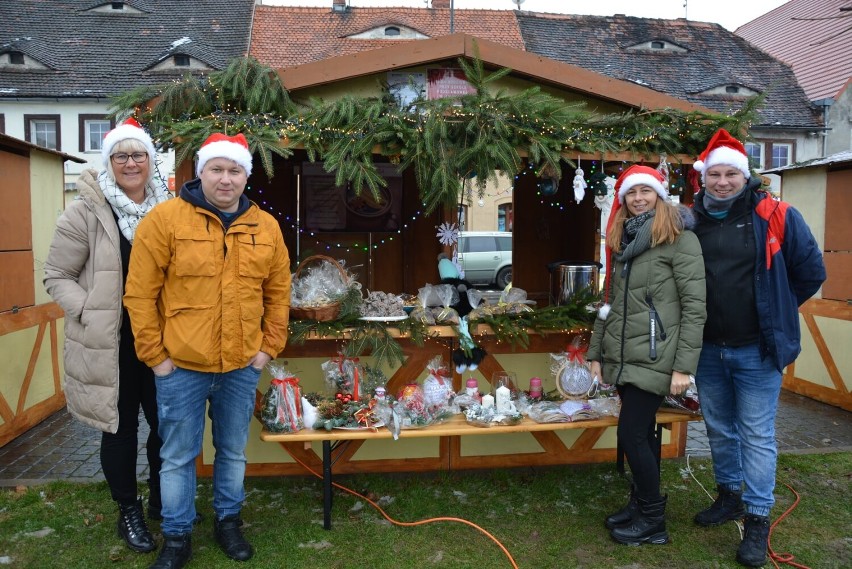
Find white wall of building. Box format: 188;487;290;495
0;99;175;191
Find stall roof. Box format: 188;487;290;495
0;133;86;163
763;150;852;174
277;33;709;115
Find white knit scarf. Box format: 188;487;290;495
98;170;171;243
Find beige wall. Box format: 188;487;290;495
779;169;826;300
30;150;68;306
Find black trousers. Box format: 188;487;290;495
617;383;664;501
100;337;162;505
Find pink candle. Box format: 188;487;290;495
529;377;542;399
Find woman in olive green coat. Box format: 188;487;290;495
588;165;706;546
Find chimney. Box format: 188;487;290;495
431;0;451;8
332;0;347;13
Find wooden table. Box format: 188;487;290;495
261;411;700;529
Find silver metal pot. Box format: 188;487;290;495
548;262;600;306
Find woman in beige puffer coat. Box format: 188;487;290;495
43;119;170;554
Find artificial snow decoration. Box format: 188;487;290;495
436;222;459;246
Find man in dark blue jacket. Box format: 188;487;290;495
690;129;825;568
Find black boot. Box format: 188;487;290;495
147;478;162;521
610;495;669;546
117;498;156;553
694;485;746;526
605;485;639;529
149;534;192;569
214;515;253;561
736;514;770;567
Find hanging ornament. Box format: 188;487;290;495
539;178;558;196
657;154;670;197
436;222;459;246
594;176;617;212
573;166;587;203
589;171;608;196
537;162;560;197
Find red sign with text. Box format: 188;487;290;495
427;68;476;100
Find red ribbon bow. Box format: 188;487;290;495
566;343;588;364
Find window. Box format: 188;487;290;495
496;236;512;252
24;114;60;150
464;236;497;253
384;26;400;37
497;203;513;232
745;142;763;169
9;51;24;65
771;143;792;169
79;115;112;152
174;54;190;67
111;1;125;9
0;114;5;134
726;86;740;94
651;41;665;49
744;140;794;170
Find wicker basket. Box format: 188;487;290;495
289;255;347;322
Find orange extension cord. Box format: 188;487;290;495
292;455;519;568
295;454;811;569
767;482;811;569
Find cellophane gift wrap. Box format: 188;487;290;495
551;336;594;398
259;362;304;433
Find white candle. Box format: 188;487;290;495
481;394;495;409
495;385;511;412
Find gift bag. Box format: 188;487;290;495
321;353;364;400
259;363;304;433
423;355;453;408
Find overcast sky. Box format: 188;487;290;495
259;0;789;31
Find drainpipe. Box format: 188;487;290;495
813;98;833;157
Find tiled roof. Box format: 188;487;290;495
736;0;852;101
250;6;524;68
516;12;820;128
0;0;254;99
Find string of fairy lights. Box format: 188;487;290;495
244;156;688;255
246;184;426;254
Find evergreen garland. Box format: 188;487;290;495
109;51;761;211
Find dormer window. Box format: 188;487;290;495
626;40;687;53
174;54;190;67
697;84;760;97
111;1;125;9
348;25;429;40
9;51;24;65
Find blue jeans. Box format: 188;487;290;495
696;343;782;517
155;365;262;535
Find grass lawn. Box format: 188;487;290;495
1;451;849;568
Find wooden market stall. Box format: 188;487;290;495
765;153;852;411
140;35;721;476
0;134;86;446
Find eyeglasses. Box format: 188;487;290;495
111;152;149;164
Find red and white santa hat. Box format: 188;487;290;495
692;128;751;180
101;117;157;174
615;164;668;204
598;165;669;320
195;133;253;177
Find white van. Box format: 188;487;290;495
457;231;512;288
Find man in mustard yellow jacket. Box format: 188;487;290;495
125;132;291;569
